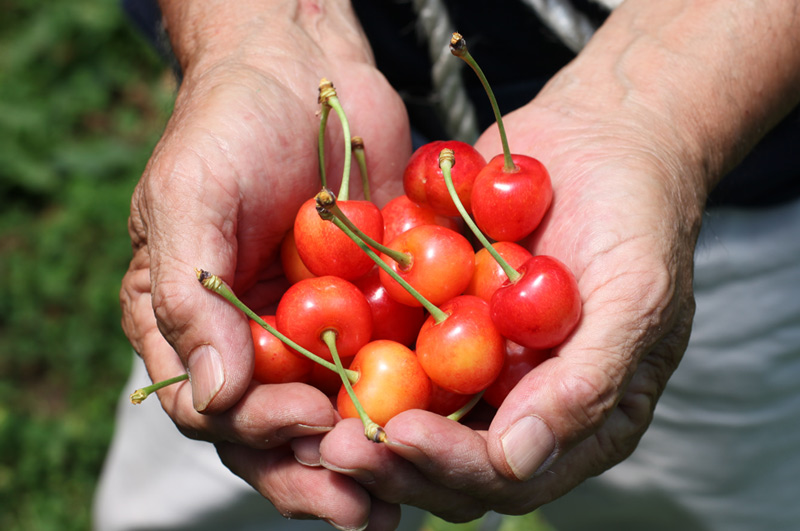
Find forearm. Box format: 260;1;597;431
537;0;800;201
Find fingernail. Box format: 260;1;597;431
500;415;557;480
187;345;225;412
319;458;376;484
324;518;368;531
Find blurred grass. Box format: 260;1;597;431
0;1;174;529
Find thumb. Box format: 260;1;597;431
137;148;255;415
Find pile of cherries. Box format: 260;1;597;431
197;34;581;441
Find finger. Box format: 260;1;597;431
217;442;377;530
320;418;489;522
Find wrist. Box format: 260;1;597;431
158;0;374;83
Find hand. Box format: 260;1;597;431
119;2;411;527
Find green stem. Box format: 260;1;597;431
450;33;517;173
446;391;484;422
438;149;521;283
315;205;449;324
317;194;409;267
318;103;331;188
327;99;353;201
322;331;385;442
351;136;371;202
196;269;358;382
130;373;189;404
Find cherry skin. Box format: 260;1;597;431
470;154;552;243
293;197;384;281
280;229;316;285
378;224;475;308
337;340;432;427
275;275;373;362
352;267;427;347
250;316;314;384
482;339;551;408
465;241;532;302
415;295;505;395
403;140;487;217
490;255;581;350
381;194;460;245
427;383;475;417
308;356;354;396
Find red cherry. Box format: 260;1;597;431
275;276;373;362
465;241;532;302
337;340;432;426
381;194;460;244
294;197;384;281
416;295;505;395
280;229;316;285
378;224;475;308
482;340;551;408
403;140;486;217
308;355;353;396
490;255;581;349
470;154;552;242
352;267;427;347
250;316;314;384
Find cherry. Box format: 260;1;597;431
465;241;532;302
280;229;316;285
426;383;476;417
352;267;427;347
275;275;373;362
336;340;432;427
491;255;582;349
415;295;505;395
451;33;553;242
293;196;384;281
378;224;475;308
470;154;552;242
250;315;314;384
381;194;460;245
482;340;550;408
403;140;487;217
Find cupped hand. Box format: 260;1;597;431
317;92;705;520
120;37;411;528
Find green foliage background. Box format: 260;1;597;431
0;1;174;529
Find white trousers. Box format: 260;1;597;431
94;198;800;530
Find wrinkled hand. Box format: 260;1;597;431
316;95;703;521
120;46;411;528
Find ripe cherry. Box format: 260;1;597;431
337;340;432;427
403;140;486;217
378;224;475;308
275;275;373;362
415;295;505;395
491;255;581;349
280;229;316;285
250;316;314;384
293;197;384;281
353;267;426;347
465;241;532;302
381;194;460;245
482;340;550;408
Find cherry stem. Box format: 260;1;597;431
317;93;331;188
195;268;358;382
130;373;189;404
351;136;371;202
450;33;517;173
446;391;484;422
439;149;521;283
319;79;352;201
322;330;386;443
315;188;410;267
315;198;449;324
